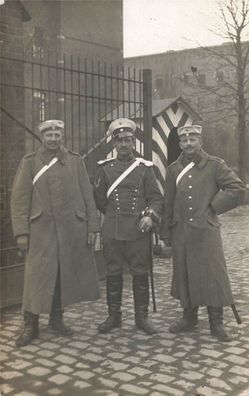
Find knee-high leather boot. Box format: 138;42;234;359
207;306;231;342
133;273;157;335
16;311;39;347
98;274;123;333
169;307;199;333
49;309;74;336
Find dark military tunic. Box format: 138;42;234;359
160;149;245;308
94;156;163;275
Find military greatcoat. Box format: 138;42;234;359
11;146;100;314
160;149;245;308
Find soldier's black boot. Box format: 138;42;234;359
49;309;74;336
207;306;232;342
169;307;199;333
16;311;39;347
98;275;123;334
49;309;73;337
133;273;157;335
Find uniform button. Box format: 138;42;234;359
189;218;193;221
133;197;136;200
114;189;117;192
117;207;120;210
188;185;192;189
116;198;119;201
188;196;192;199
189;207;193;210
132;207;135;210
188;175;192;178
135;188;138;192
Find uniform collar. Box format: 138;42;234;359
178;149;208;169
116;153;135;163
38;145;67;164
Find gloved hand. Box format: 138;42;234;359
139;216;153;233
87;232;96;246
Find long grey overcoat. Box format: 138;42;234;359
11;146;100;314
160;150;245;308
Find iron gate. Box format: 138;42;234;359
0;51;152;307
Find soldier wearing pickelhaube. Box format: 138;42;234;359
160;124;245;342
11;120;100;347
94;118;163;335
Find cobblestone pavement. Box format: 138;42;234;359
1;206;249;396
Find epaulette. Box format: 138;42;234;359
24;151;36;159
69;149;80;156
208;154;224;164
170;160;179;167
137;158;153;167
97;157;115;166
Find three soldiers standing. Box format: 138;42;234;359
11;118;244;346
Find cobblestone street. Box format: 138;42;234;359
1;206;249;396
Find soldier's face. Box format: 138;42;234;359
179;134;202;158
113;136;135;158
42;129;64;152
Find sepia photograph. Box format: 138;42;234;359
0;0;249;395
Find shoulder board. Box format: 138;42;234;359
97;157;115;166
137;158;153;167
208;154;224;164
170;160;179;167
69;149;80;156
24;151;36;159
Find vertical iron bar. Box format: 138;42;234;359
91;60;94;173
78;56;81;153
110;63;114;120
97;61;101;160
31;47;35;150
71;55;74;150
128;67;131;118
39;49;43;122
84;59;88;166
122;64;125;119
139;69;143;154
133;67;137;153
47;50;51;117
56;51;59;118
63;53;67;146
104;62;107;157
143;69;152;160
116;64;119;118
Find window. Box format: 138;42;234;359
183;73;190;84
215;70;224;83
32;27;44;58
33;90;46;121
198;73;206;88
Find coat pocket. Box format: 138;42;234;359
30;209;43;222
74;209;88;221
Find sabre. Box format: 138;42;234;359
231;303;242;324
149;232;157;313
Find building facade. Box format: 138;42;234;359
125;43;249;178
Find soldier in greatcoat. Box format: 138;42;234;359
94;118;163;335
160;124;245;342
11;120;100;347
